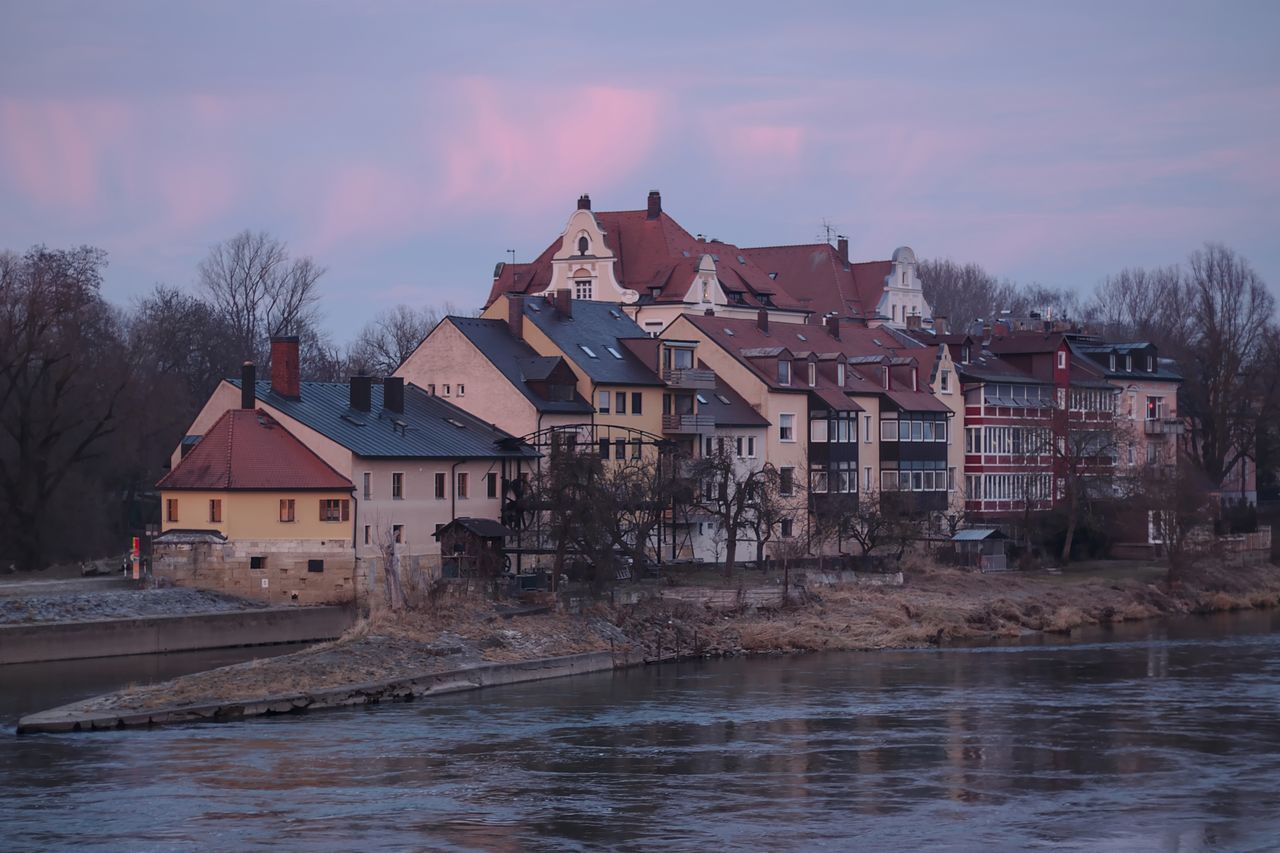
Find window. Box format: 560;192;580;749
780;518;794;538
780;467;795;496
778;360;792;386
307;559;324;573
1125;355;1132;372
865;467;872;490
443;384;451;396
1109;354;1116;371
882;470;898;491
580;344;598;359
434;472;446;499
599;438;611;459
250;556;266;570
458;384;465;397
320;499;349;522
747;436;756;458
363;472;371;499
864;414;872;443
940;369;951;393
597;390;610;413
807;362;816;387
426;383;436;395
779;413;795;442
486;472;498;498
631;392;643;414
392;472;404;499
575;280;593;300
279;499;295;522
948;468;956;491
606;346;623;359
456;472;468;499
364;525;371;545
1057;351;1066;369
881;419;898;441
208;499;221;523
811;471;829;493
1146;396;1165;420
392;524;404;544
577;236;589;254
1147;355;1154;372
613;438;624;459
166;498;178;523
837;363;846;387
1147;443;1158;465
631;440;642;459
810;418;828;443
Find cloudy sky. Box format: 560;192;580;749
2;0;1277;340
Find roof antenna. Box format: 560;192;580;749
507;249;516;265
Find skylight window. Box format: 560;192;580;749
446;418;466;429
608;309;621;319
605;346;623;359
579;344;598;358
696;394;709;404
872;338;883;347
716;394;731;405
724;328;735;336
736;255;746;264
796;333;807;341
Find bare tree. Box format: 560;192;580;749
348;303;472;376
688;439;772;576
0;247;128;571
918;259;1010;333
1136;460;1215;583
198;230;325;365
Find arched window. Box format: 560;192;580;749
577;236;589;255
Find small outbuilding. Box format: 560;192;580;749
434;517;514;581
951;528;1010;572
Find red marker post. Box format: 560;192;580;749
131;536;141;581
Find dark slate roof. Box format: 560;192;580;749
520;298;664;386
700;374;770;427
447;317;594;414
434;516;514;539
231;379;539;460
157;409;352;491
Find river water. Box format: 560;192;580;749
3;611;1279;852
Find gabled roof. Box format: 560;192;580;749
445;316;594;414
157;409;352;491
519;297;664;386
486;208;805;312
740;243;892;319
434;517;514;539
699;374;771;427
230;380;538;460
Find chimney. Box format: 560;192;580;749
508;295;525;340
836;236;849;267
826;315;841;340
554;288;573;317
646;190;662;220
993;322;1009;338
757;308;769;334
383;377;404;414
577;193;591;211
240;362;256;409
704;308;715;316
906;314;922;331
350;375;372;412
934;315;949;335
270;335;301;399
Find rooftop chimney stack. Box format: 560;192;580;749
270;335;301;399
934;315;949;335
240;362;256;409
646;190;662;220
756;308;769;334
383;377;404;414
826;315;841;340
906;314;922;331
350;375;372;412
508;295;525;340
554;288;573;317
577;193;591;210
836;236;849;267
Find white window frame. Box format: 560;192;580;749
779;413;796;443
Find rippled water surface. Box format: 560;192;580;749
4;611;1280;852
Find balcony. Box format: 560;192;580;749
1144;418;1184;436
663;367;717;389
662;413;716;434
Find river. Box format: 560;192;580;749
3;611;1278;851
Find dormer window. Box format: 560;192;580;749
837;363;846;386
1125;355;1132;372
574;280;592;300
778;360;792;386
1147;355;1154;371
807;362;816;387
1057;351;1066;370
577;236;589;255
1109;354;1116;371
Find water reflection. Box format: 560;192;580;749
3;612;1279;851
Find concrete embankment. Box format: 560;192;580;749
0;606;355;665
17;650;615;734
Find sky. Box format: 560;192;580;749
2;0;1277;342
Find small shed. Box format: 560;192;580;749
434;517;513;579
952;528;1010;572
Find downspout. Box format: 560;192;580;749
451;460;462;524
350;487;359;614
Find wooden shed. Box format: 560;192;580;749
434;517;513;580
952;528;1010;572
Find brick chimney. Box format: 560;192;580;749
757;308;769;334
646;190;662;220
554;289;573;317
240;362;256;409
934;315;949;335
577;193;591;210
825;315;841;340
383;377;404;414
704;308;715;316
508;295;525;340
270;336;301;399
836;236;849;267
906;314;922;331
349;375;371;412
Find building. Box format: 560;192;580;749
154;406;356;605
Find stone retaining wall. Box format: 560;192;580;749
153;538;356;606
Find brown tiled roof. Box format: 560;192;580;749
741;244;895;320
157;409;352;491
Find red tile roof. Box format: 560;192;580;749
486;209;804;312
740;243;893;320
157;409;352;491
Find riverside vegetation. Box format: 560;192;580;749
35;558;1280;726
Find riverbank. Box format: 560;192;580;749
18;560;1280;733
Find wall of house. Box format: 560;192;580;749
626;303;808;336
687;425;769;563
395;320;544;438
1111;376;1182;468
160;489;354;541
930;346;966;514
152;536;356;606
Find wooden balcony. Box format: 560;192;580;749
662;413;716;434
662;368;717;389
1143;418;1184;436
